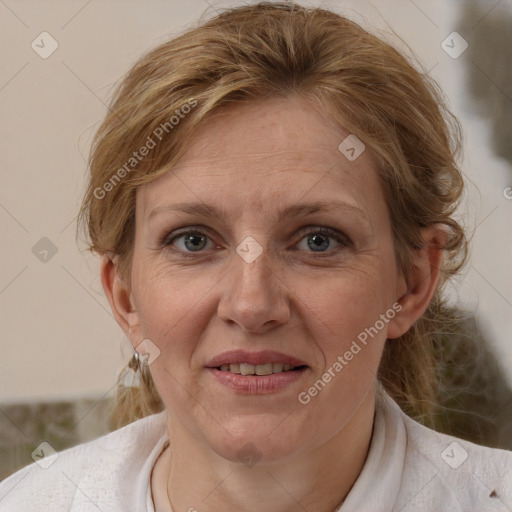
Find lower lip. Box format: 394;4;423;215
207;367;308;393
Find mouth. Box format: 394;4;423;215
215;363;307;375
205;350;309;393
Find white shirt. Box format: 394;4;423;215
1;388;511;511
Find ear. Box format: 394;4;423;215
100;255;141;345
386;225;448;339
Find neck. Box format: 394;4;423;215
153;388;377;512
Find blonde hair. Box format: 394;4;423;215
78;2;467;429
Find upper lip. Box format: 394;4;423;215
206;350;308;368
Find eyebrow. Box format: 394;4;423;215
148;200;370;224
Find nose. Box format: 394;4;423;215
217;244;291;334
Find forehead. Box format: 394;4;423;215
138;96;384;219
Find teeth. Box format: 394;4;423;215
272;363;284;373
240;363;255;375
255;363;273;375
220;363;298;375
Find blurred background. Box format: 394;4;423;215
1;0;511;481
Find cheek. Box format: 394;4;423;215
293;273;391;434
132;259;212;353
133;248;395;354
303;267;395;353
131;263;216;417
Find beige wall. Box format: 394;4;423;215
1;0;511;403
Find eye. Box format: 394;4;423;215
162;226;352;256
295;227;351;254
164;229;214;253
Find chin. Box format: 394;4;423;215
206;417;311;466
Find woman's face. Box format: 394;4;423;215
125;96;406;463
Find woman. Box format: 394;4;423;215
1;2;511;511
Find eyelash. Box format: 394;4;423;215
160;226;352;258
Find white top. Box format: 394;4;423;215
1;389;511;511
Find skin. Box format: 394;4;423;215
102;95;445;512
